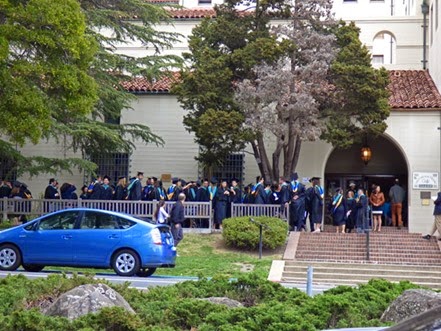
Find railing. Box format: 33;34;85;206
0;198;289;233
0;198;213;233
231;203;289;221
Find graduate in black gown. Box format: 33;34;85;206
290;173;306;232
214;179;230;229
345;190;357;233
356;188;368;233
253;176;266;205
196;179;210;202
308;177;324;233
331;187;346;233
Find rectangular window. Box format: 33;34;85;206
212;153;245;186
89;153;130;184
198;0;212;4
372;55;384;64
0;157;17;183
343;0;357;2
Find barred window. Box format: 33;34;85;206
213;153;245;186
0;157;17;182
89;153;129;184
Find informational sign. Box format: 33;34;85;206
413;172;439;190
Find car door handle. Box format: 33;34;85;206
62;235;72;240
108;234;119;239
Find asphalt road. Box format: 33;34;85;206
0;269;335;295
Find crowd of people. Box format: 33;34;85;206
0;173;409;233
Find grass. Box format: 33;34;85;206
47;233;283;278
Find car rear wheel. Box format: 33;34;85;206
136;268;157;277
112;249;140;276
22;264;45;272
0;244;21;271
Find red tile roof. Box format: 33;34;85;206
388;70;441;109
123;70;441;109
167;8;216;19
121;73;180;93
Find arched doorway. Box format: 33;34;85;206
324;134;409;227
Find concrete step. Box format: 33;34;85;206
280;276;441;289
282;271;441;282
284;261;441;271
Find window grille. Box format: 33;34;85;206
213;153;245;186
0;157;17;182
89;153;130;184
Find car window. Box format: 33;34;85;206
116;217;136;229
80;212;120;230
38;211;78;230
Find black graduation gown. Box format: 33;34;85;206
44;185;60;199
346;198;357;230
356;194;368;230
332;195;346;226
214;188;228;224
196;187;210;202
290;183;306;230
254;184;266;204
114;185;127;200
100;185;114;200
309;186;323;224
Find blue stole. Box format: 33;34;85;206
291;180;299;193
252;182;261;195
158;187;165;200
315;185;324;199
208;186;217;200
332;194;343;213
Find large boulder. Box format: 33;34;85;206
200;297;243;308
381;289;441;323
42;283;135;320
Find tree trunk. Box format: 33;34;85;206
250;140;265;178
272;138;283;181
257;135;272;182
290;137;302;175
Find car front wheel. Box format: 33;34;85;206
112;249;140;276
0;244;21;271
22;264;45;272
136;268;157;277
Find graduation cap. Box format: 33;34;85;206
210;177;218;184
172;177;179;184
151;176;158;182
118;176;126;181
220;178;228;183
309;177;321;182
103;175;110;181
231;178;240;183
291;172;299;181
180;179;187;186
196;179;202;186
137;171;144;176
49;178;56;184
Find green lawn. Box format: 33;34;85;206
49;233;283;278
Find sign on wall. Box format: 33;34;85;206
413;172;439;190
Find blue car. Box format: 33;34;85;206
0;208;176;277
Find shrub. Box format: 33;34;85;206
222;216;288;250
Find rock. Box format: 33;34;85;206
381;289;441;323
42;283;135;320
200;297;243;308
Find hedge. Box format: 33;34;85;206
0;273;420;330
222;216;288;250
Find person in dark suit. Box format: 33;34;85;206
170;193;186;246
422;191;441;240
44;178;60;199
356;188;368;233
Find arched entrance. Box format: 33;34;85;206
324;134;409;227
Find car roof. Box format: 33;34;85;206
35;208;154;226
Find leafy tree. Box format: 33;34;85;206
321;21;390;148
0;0;181;177
235;0;337;180
173;1;288;172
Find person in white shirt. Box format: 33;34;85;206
154;200;169;224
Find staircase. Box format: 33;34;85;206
273;226;441;289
